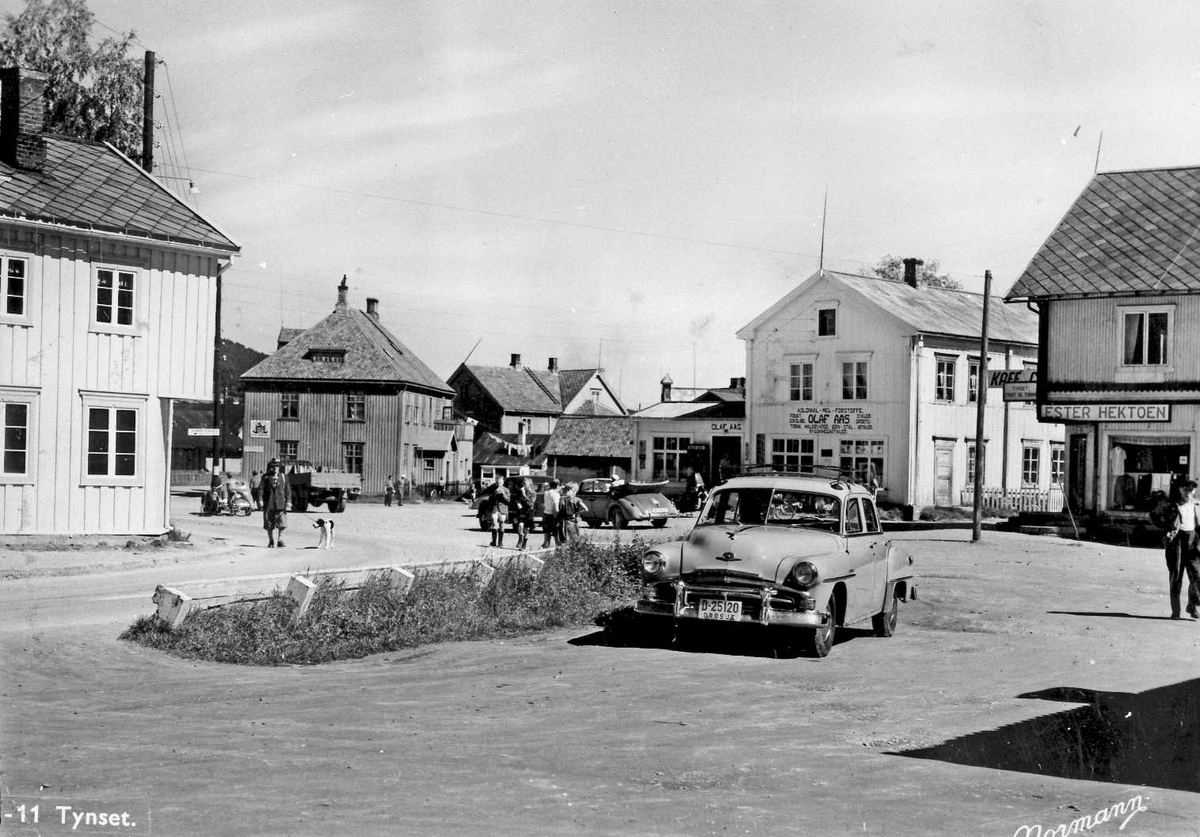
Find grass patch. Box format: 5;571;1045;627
121;537;648;665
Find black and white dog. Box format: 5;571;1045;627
312;518;336;549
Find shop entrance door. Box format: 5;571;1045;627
1069;435;1087;511
711;435;741;482
934;439;954;506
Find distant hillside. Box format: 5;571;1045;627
218;339;268;432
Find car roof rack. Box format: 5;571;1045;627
731;463;863;485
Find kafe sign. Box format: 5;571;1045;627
989;369;1037;388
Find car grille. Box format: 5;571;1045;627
646;581;810;617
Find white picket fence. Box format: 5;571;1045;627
959;487;1065;514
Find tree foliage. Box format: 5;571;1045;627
0;0;142;158
865;255;962;290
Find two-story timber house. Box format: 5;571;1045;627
1007;166;1200;529
0;67;241;534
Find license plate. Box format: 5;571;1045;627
698;599;741;621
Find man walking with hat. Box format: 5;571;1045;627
260;459;290;548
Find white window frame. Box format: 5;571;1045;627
935;355;957;403
0;253;31;325
967;358;980;403
817;306;837;337
1050;442;1065;486
1021;442;1041;488
345;391;365;421
840;354;870;401
1119;305;1173;368
0;386;38;484
652;435;691;481
79;391;146;486
89;265;140;335
788;360;814;402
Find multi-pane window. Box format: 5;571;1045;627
1022;444;1041;486
277;440;298;462
2;255;27;317
95;268;135;327
305;349;345;363
789;363;813;401
280;392;299;419
840;439;885;486
652;436;690;481
87;406;137;477
966;443;978;484
771;437;814;472
345;392;365;421
343;442;364;474
1123;309;1170;365
968;360;980;403
818;308;836;336
3;402;28;474
935;356;956;402
1050;443;1065;486
841;361;867;400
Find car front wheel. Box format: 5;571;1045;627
872;593;898;637
802;597;837;658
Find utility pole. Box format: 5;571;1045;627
141;51;154;174
972;270;992;542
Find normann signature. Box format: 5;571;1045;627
1011;794;1148;837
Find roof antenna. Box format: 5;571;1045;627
819;187;828;275
1094;131;1103;175
462;337;482;364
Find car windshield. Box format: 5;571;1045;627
699;487;841;531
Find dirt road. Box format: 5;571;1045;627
1;507;1198;836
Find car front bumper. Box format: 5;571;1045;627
635;581;825;628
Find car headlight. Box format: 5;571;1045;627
790;561;819;588
642;551;667;575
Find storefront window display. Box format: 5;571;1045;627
1107;437;1191;511
840;439;885;488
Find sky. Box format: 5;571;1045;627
49;0;1200;406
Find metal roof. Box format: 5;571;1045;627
0;135;238;252
1007;166;1200;300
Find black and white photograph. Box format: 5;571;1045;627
1;1;1198;834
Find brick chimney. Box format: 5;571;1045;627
902;257;923;289
547;357;558;373
510;353;522;369
660;374;673;402
366;297;379;320
335;275;348;312
0;67;48;171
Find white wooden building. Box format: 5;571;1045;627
0;67;240;534
1006;166;1200;527
737;265;1064;511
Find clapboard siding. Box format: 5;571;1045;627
1048;295;1200;382
0;225;226;534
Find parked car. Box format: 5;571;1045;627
634;470;915;657
475;475;553;532
576;478;677;529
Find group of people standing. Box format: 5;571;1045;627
384;475;405;507
478;477;585;550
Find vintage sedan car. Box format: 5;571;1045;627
635;471;915;657
576;478;677;529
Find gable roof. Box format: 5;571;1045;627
1007;166;1200;300
571;399;623;417
242;304;452;394
0;135;238;253
739;270;1038;345
543;416;634;459
461;364;562;413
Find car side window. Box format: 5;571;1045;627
845;498;863;535
862;498;881;533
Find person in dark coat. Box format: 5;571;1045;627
260;459;290;548
384;476;395;507
1153;479;1200;619
488;480;511;547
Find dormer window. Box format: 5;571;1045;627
305;348;346;364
